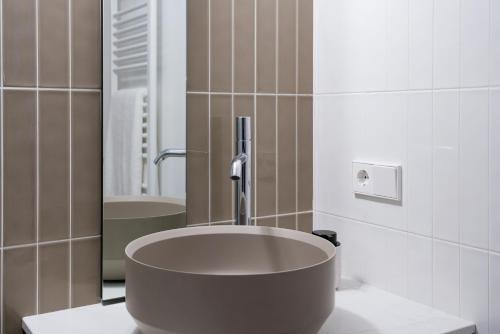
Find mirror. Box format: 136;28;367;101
102;0;186;302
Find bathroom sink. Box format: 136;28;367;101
125;226;336;334
102;196;186;281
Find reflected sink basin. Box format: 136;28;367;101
125;226;336;334
103;196;186;281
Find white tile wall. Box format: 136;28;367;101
314;0;500;331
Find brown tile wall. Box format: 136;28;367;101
0;0;102;332
186;0;313;229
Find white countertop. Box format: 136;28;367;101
23;282;475;334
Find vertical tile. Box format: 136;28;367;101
256;96;276;217
39;242;70;313
433;0;460;88
491;89;500;252
387;0;409;90
297;96;313;212
256;0;276;93
490;253;500;334
409;0;433;89
460;0;490;87
72;92;101;238
433;91;459;242
3;91;36;246
3;247;36;334
187;0;209;91
277;96;296;214
210;95;232;222
297;0;313;94
39;91;70;242
234;0;255;93
407;234;433;306
39;0;69;87
407;92;433;237
298;212;313;233
186;152;210;225
384;230;407;297
186;94;209;225
459;90;489;249
71;0;101;88
234;96;256;217
187;94;209;152
460;247;489;334
492;0;500;85
71;238;101;307
433;240;460;316
2;0;36;86
315;0;387;93
277;0;296;93
210;0;232;92
278;214;296;230
257;216;277;227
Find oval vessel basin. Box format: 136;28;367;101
125;226;336;334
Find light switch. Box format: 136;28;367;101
373;165;400;199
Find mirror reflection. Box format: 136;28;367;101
102;0;186;301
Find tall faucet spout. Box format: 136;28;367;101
230;153;248;180
230;117;252;226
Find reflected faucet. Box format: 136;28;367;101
230;117;253;226
154;149;186;165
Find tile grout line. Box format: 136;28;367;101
2;86;100;93
457;0;462;315
230;0;235;225
68;0;73;309
294;0;298;230
0;0;3;329
2;235;101;251
207;0;212;224
35;0;40;315
275;0;279;227
253;0;258;220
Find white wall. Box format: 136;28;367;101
313;0;500;332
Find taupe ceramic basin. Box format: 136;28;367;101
125;226;336;334
103;196;186;281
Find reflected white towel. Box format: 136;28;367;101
103;88;147;196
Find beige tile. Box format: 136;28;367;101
256;0;276;93
234;96;256;216
256;96;276;217
71;238;101;307
298;0;313;94
210;0;232;92
278;214;296;230
278;0;297;94
39;242;70;313
234;0;255;93
39;91;70;242
3;247;36;334
71;0;101;88
186;151;209;225
3;0;36;86
187;0;209;92
257;217;277;227
187;94;209;152
72;92;101;238
3;91;36;246
298;212;313;233
297;97;313;212
39;0;69;88
277;96;296;214
210;95;233;222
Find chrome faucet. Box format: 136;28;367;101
154;149;186;165
230;117;253;226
